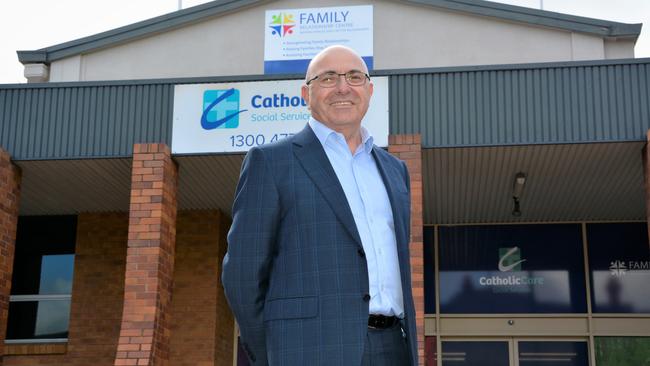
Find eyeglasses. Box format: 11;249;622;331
305;71;370;88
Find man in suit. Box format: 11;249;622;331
222;45;417;366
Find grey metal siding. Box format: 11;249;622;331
0;84;173;159
2;59;650;159
389;62;650;147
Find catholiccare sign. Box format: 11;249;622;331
264;5;373;74
171;78;388;154
438;224;587;314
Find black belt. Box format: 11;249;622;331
368;314;399;329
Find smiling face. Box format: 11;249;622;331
301;46;373;135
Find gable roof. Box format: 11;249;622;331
17;0;642;65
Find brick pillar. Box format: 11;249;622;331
388;135;424;366
0;149;21;365
115;144;178;366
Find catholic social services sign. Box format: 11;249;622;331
171;78;388;154
264;5;373;74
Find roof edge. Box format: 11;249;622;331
3;57;649;90
17;0;643;66
376;57;650;76
16;50;48;64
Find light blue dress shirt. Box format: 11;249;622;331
308;118;405;318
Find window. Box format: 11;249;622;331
595;337;650;366
438;224;587;313
518;341;588;366
6;216;76;342
424;227;436;314
441;341;509;366
587;223;650;313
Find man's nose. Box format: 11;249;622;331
334;75;351;93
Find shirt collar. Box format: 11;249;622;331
308;117;374;154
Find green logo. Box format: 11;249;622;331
498;247;526;272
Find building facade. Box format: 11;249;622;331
1;0;649;365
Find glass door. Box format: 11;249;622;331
440;339;512;366
515;341;589;366
440;339;589;366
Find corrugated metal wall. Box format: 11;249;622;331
1;60;650;160
0;84;173;159
390;62;650;147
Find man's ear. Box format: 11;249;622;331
301;84;310;108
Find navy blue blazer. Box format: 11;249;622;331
222;125;417;365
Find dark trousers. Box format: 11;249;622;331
361;323;411;366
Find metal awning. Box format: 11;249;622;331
16;141;645;225
423;141;645;224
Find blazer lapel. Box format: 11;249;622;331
292;125;363;247
371;147;411;282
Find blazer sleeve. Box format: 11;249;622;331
222;146;280;365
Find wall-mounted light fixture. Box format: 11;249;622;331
512;172;527;217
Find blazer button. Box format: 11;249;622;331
357;248;365;257
363;293;371;302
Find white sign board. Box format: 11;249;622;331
172;78;388;154
264;5;373;74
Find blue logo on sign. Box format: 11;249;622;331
201;89;248;130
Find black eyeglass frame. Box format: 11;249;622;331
305;71;371;87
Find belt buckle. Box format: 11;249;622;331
368;314;392;329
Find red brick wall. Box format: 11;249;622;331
4;212;128;366
67;213;129;364
115;143;178;366
0;149;21;365
388;134;424;366
168;210;234;366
